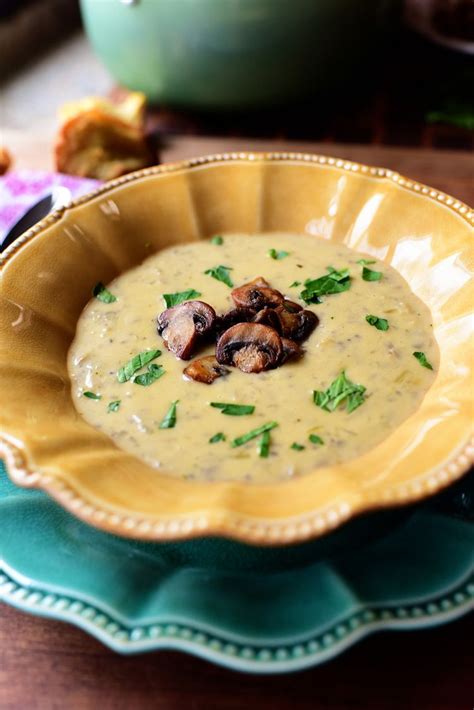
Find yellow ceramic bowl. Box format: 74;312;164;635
1;153;473;545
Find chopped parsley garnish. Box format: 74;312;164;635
159;400;178;429
413;351;433;370
291;442;305;451
133;363;165;386
231;421;278;448
427;102;474;131
163;289;201;308
268;248;289;260
93;282;117;303
209;432;226;443
117;350;161;383
211;235;223;245
314;371;367;414
204;265;234;288
258;430;271;457
107;400;121;412
300;267;351;304
362;266;382;282
83;391;101;400
357;258;376;266
309;433;324;445
289;281;301;288
210;402;255;416
366;314;389;331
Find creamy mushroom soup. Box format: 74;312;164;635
69;233;438;483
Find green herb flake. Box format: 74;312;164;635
313;371;367;414
268;248;289;260
327;266;350;279
291;442;305;451
117;350;161;383
357;258;376;266
159;400;179;429
300;267;351;304
163;289;201;308
209;432;226;443
93;282;117;303
362;266;382;282
210;402;255;416
413;351;433;370
204;265;234;288
107;400;121;412
211;235;223;245
258;430;271;458
309;434;324;446
426;100;474;131
83;391;101;400
133;363;165;386
366;314;389;331
289;281;301;288
231;421;278;448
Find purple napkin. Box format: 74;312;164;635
0;170;100;243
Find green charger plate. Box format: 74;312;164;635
0;461;472;673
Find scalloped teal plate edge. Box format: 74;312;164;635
1;460;473;674
0;565;472;673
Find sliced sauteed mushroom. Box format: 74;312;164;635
252;307;281;330
183;355;229;384
157;277;319;375
231;276;284;311
157;300;216;359
252;301;318;342
274;302;319;341
281;338;303;362
215;306;256;335
216;323;283;373
281;299;303;313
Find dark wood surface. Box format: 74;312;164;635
5;134;473;207
0;604;472;710
160;137;474;206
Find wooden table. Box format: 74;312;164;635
0;606;472;709
3;132;474;206
0;139;472;709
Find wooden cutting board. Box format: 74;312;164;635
3;129;473;205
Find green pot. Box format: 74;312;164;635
80;0;399;108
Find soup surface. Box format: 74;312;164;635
69;233;438;483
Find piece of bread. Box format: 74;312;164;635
54;92;152;180
0;146;12;175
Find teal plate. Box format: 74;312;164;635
0;461;472;674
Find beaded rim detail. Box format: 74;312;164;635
0;562;472;673
1;436;473;544
0;152;473;544
0;152;472;268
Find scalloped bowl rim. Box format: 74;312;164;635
0;152;473;546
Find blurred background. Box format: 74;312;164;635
0;0;473;192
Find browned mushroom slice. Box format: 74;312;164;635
282;299;303;313
157;300;216;359
280;338;303;363
183;356;229;384
231;276;284;311
216;323;282;373
215;306;256;335
252;307;280;330
274;304;319;342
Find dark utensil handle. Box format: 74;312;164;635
0;193;53;253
